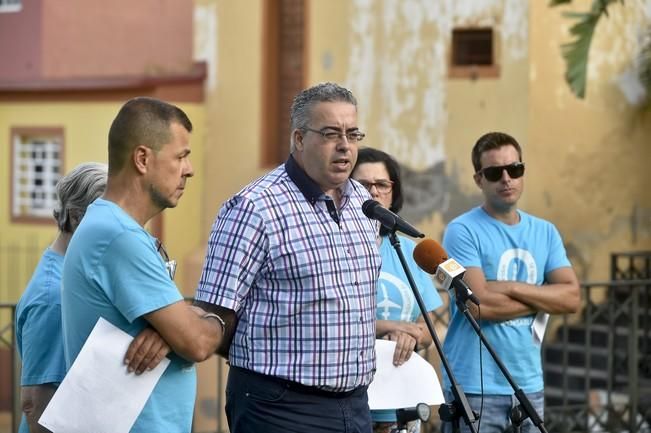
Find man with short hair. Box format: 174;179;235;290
195;82;381;433
62;97;225;433
441;131;581;433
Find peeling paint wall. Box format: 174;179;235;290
196;0;651;285
307;0;651;282
311;0;530;235
344;0;528;170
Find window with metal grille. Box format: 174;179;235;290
450;27;499;79
0;0;22;13
11;128;64;222
452;28;493;65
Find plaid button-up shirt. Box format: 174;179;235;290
196;156;381;392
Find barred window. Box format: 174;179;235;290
449;27;500;79
12;128;64;222
452;28;493;66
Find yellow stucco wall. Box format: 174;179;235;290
0;101;205;302
528;1;651;281
194;0;266;238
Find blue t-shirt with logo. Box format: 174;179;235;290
442;206;570;394
62;198;195;432
372;235;443;422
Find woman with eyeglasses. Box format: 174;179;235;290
352;147;443;433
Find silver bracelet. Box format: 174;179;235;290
202;312;225;333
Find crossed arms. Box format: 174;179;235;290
462;266;581;321
124;301;237;374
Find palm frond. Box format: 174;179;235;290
558;0;621;98
549;0;573;7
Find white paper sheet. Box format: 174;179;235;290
532;312;549;344
39;317;170;433
367;339;444;410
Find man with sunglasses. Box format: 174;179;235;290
440;132;580;433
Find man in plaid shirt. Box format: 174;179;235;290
196;82;381;433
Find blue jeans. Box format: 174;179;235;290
441;390;545;433
226;366;372;433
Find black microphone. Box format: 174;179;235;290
362;200;424;238
396;403;431;425
413;239;480;305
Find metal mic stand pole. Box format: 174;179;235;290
387;232;478;433
452;285;548;433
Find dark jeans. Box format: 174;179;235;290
226;366;373;433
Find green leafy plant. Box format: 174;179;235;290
551;0;623;98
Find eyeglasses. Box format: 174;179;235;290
304;127;366;143
356;179;394;194
156;240;177;280
478;162;525;182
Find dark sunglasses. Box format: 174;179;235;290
478;162;525;182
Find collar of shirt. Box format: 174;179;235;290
285;154;352;206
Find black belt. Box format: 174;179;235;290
230;365;365;399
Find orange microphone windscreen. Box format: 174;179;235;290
412;238;448;275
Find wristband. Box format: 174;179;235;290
202;312;226;333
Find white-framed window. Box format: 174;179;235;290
0;0;21;13
11;128;64;222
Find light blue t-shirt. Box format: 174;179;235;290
15;248;66;433
376;235;443;322
372;235;444;423
62;198;195;433
441;206;570;394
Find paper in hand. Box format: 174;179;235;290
367;339;444;410
39;317;170;433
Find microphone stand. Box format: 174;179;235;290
451;284;548;433
387;232;478;433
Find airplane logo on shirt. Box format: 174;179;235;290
377;273;414;321
378;296;401;320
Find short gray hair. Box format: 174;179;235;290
53;162;108;233
289;82;357;152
